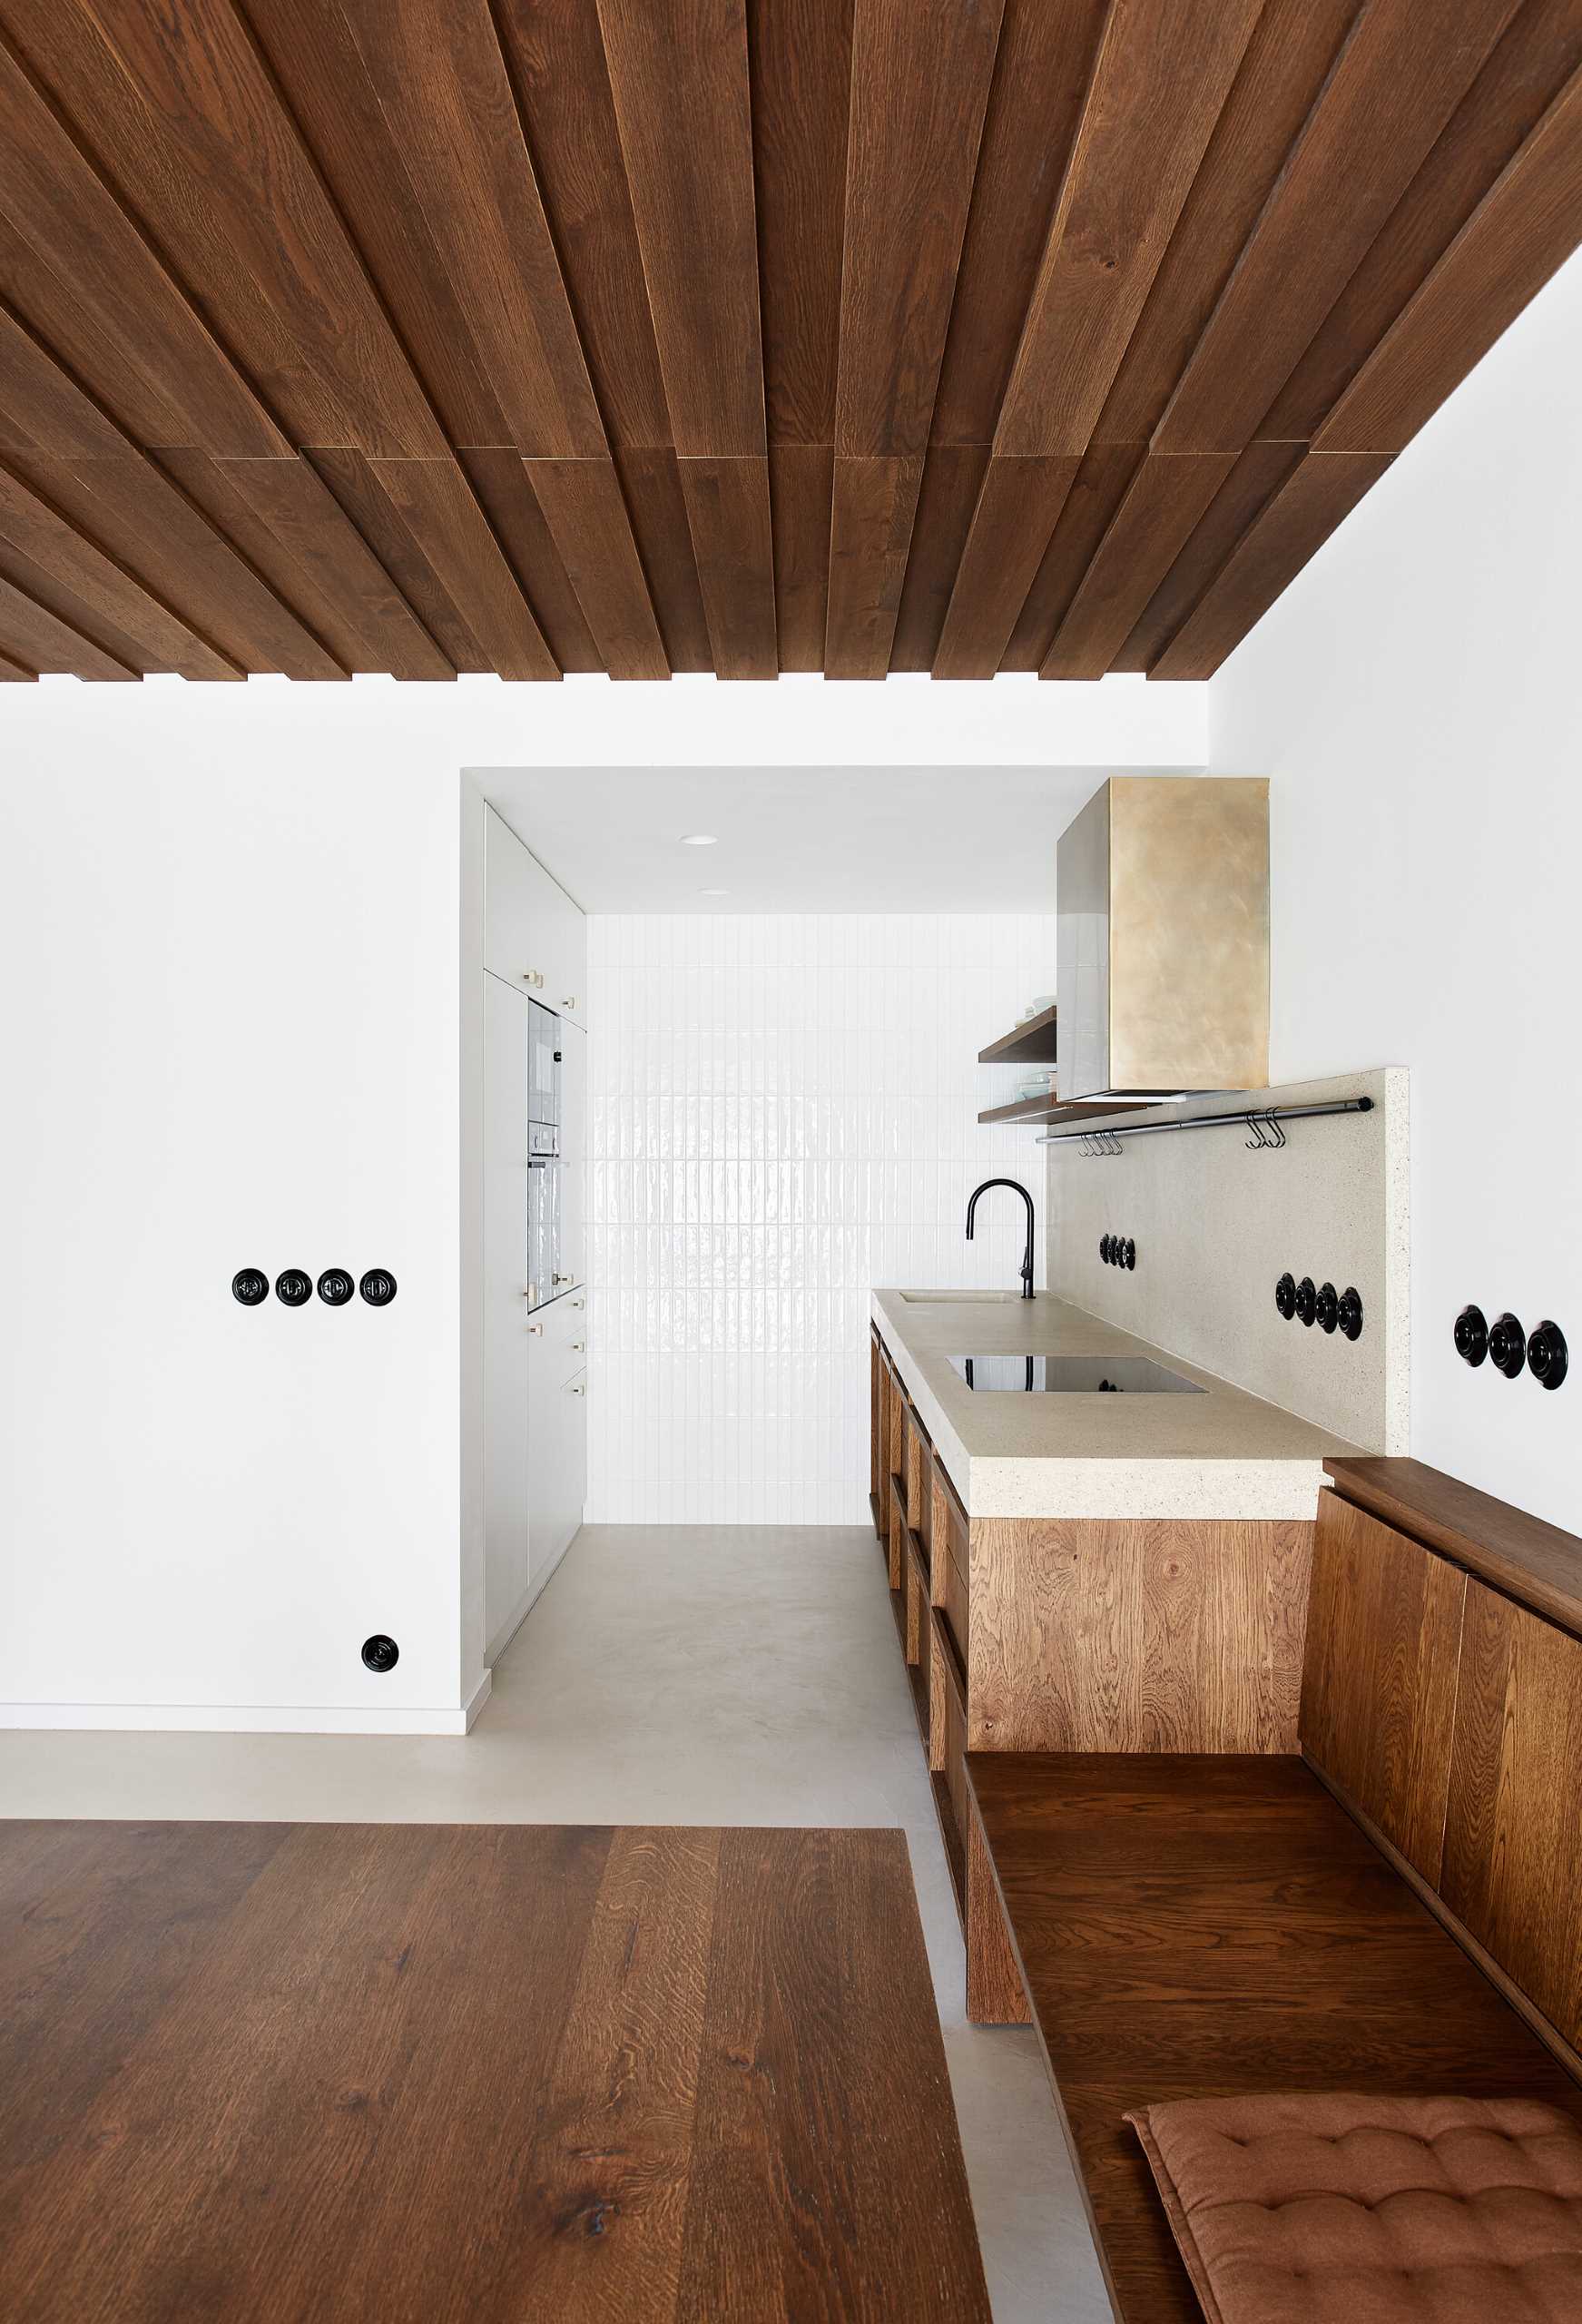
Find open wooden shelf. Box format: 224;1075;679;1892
976;1096;1152;1127
977;1001;1057;1066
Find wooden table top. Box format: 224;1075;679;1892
0;1819;989;2323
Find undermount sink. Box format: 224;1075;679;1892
898;1289;1022;1304
947;1354;1204;1394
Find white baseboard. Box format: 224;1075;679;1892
0;1675;494;1738
483;1522;583;1665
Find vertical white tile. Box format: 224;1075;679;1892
586;912;1056;1521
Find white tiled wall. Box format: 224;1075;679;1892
586;914;1057;1521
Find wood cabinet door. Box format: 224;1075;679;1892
1301;1489;1466;1884
1441;1579;1582;2050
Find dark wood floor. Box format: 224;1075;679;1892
968;1751;1582;2324
0;1819;988;2322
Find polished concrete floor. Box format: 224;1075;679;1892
0;1526;1108;2323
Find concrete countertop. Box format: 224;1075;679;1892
871;1288;1363;1521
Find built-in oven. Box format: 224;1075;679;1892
525;1001;565;1311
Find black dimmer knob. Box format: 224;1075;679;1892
359;1269;398;1307
275;1269;313;1307
232;1268;270;1306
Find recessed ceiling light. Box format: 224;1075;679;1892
681;832;717;846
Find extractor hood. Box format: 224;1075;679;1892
1056;776;1269;1101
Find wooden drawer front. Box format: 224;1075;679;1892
887;1475;908;1594
933;1609;969;1845
932;1456;969;1572
904;1406;930;1539
886;1360;906;1489
1302;1489;1466;1884
1441;1578;1582;2049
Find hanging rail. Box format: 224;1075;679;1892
1039;1095;1372;1150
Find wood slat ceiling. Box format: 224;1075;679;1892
1;0;1580;684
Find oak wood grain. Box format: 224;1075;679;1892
824;453;921;678
0;564;140;678
1000;441;1144;669
1041;452;1234;680
1148;451;1391;678
460;448;603;673
749;0;852;448
965;1792;1029;2026
1301;1488;1468;1884
614;447;714;674
766;443;833;670
994;0;1265;458
968;1751;1582;2324
933;455;1079;679
676;454;778;678
1441;1581;1582;2051
967;1514;1312;1755
1110;439;1302;673
597;0;765;459
1325;1455;1582;1638
525;455;669;678
365;458;558;679
889;444;989;671
0;1820;989;2323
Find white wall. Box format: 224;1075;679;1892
1213;247;1582;1533
585;912;1056;1522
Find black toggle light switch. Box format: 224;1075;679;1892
232;1268;270;1306
1454;1304;1489;1367
275;1269;313;1307
1527;1319;1567;1391
360;1634;399;1673
1489;1312;1527;1379
318;1268;355;1306
359;1268;398;1307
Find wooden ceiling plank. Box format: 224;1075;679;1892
929;0;1110;448
1000;441;1145;671
596;0;766;459
1094;0;1362;444
240;0;510;451
0;0;447;455
0;458;244;677
749;0;852;448
932;456;1079;679
309;448;473;672
1318;64;1582;455
994;0;1265;459
676;454;778;679
1154;0;1526;455
889;443;990;673
13;450;348;676
0;296;145;458
1042;452;1235;677
0;530;173;672
493;0;670;452
525;456;669;679
768;443;834;672
613;447;713;673
461;449;603;675
834;0;1005;458
1148;451;1391;678
0;637;36;677
1110;439;1304;672
365;458;559;680
160;448;453;679
319;0;604;458
0;26;288;453
824;453;922;680
1264;0;1582;441
0;563;139;677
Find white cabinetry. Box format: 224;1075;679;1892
484;804;586;1028
480;803;589;1659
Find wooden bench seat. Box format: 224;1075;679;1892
967;1750;1582;2324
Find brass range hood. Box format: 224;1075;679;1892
1056;776;1270;1101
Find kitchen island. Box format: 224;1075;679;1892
869;1289;1362;2020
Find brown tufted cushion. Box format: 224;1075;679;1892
1125;2093;1582;2324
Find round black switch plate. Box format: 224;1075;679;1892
1275;1272;1297;1321
1528;1319;1567;1391
359;1268;398;1307
1100;1235;1113;1264
1295;1275;1317;1327
232;1268;270;1306
360;1634;399;1673
1489;1311;1527;1379
275;1269;313;1307
1122;1238;1135;1271
1316;1281;1339;1334
318;1268;355;1307
1338;1286;1364;1343
1454;1304;1489;1367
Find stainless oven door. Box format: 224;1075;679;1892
526;1121;560;1310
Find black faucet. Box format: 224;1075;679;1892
966;1177;1037;1299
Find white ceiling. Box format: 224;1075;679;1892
473;765;1181;911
